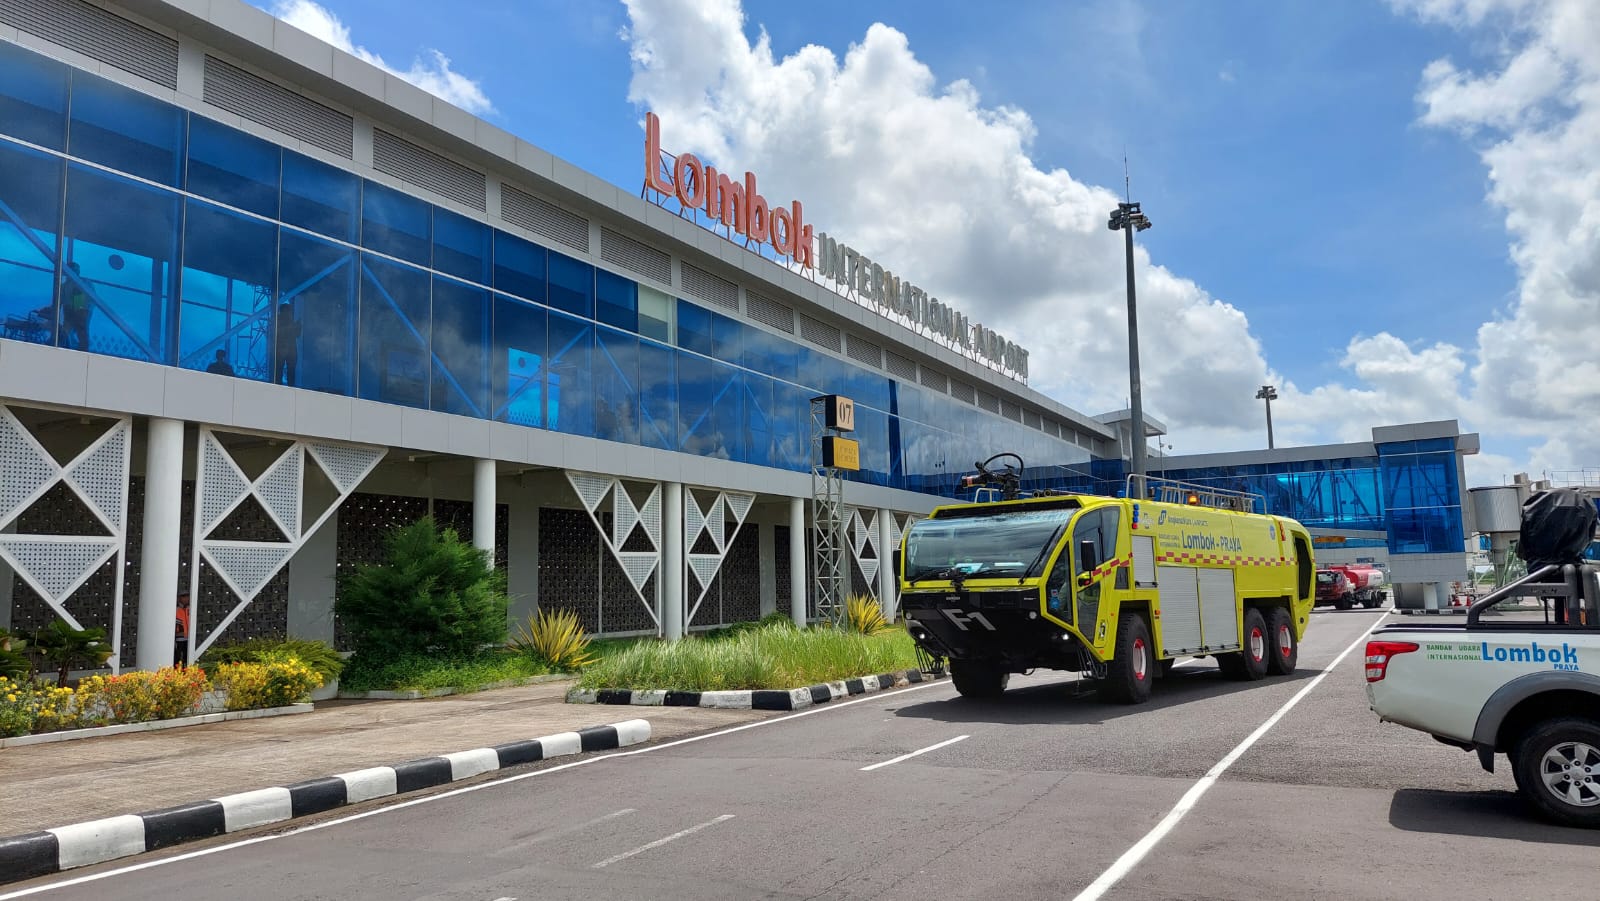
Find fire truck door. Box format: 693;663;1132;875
1071;507;1122;648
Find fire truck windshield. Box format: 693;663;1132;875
904;508;1076;583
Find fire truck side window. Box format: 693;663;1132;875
1294;536;1313;601
1071;508;1120;631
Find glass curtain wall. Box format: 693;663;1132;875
0;40;1090;499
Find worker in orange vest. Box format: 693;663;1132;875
175;592;190;668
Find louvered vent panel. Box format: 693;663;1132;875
845;335;882;369
0;0;177;88
977;391;1000;413
1049;421;1064;438
950;380;976;404
745;291;794;333
884;352;917;382
1002;401;1023;422
502;184;589;252
599;228;670;285
919;368;949;393
373;129;486;211
681;263;738;311
799;315;841;352
1025;410;1043;429
204;56;353;158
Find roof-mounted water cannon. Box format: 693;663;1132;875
961;452;1025;502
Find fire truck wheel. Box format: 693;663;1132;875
1102;613;1154;704
950;659;1009;698
1220;608;1270;681
1265;606;1297;676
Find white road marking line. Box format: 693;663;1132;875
1069;611;1388;901
492;808;635;855
0;679;948;898
859;735;970;771
490;896;516;900
590;815;735;869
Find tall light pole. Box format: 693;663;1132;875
1255;384;1278;449
1109;201;1152;480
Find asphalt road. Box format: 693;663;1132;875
10;608;1599;901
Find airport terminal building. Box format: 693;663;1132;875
0;0;1478;673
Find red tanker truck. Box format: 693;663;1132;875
1314;563;1387;610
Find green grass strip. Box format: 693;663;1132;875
576;625;919;692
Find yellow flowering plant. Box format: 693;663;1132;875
75;667;210;724
210;657;322;711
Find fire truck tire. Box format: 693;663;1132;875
1511;717;1600;828
1101;613;1154;704
1219;608;1270;681
1265;606;1297;675
950;659;1009;698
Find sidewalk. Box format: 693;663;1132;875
0;679;766;836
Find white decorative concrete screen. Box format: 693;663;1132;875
846;507;881;601
566;472;664;631
0;407;132;670
685;488;754;625
188;427;384;660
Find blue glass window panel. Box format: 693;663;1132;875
433;208;490;284
281;152;359;243
68;74;184;186
1387;507;1464;555
361;181;431;266
677;353;743;461
0;42;68;150
594;327;642;444
358;255;431;409
431;276;490;418
772;381;811;470
276;231;356;393
742;373;775;469
547;252;593;318
185;117;279;218
0;142;63;349
492;231;545;303
637;338;677;451
595;269;637;332
676;300;714;356
62;164;178;363
712;312;742;364
743;326;798;384
491;293;546;427
546;310;594;436
1383;451;1460;511
178;200;276;380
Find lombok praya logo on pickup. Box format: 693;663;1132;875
1479;641;1580;671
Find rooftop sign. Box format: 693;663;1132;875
643;112;1029;382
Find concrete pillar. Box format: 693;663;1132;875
662;482;684;641
878;508;897;622
790;496;806;628
136;418;184;672
286;511;337;646
506;495;539;632
757;519;776;618
473;458;496;563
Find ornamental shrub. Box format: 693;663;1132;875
200;637;344;684
211;659;321;710
509;608;596;671
76;667;210;724
336;517;509;659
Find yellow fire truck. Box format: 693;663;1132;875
898;465;1316;703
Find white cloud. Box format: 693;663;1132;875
270;0;493;115
620;0;1455;460
1395;0;1600;475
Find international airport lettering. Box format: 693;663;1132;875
643;112;1029;379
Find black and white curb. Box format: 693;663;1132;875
567;668;944;710
0;719;650;885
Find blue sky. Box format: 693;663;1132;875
255;0;1600;485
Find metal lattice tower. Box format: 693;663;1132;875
810;398;847;625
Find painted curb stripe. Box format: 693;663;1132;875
285;777;347;818
578;725;620;753
663;690;702;706
139;801;226;851
492;739;544;768
749;689;793;710
391;758;453;794
808;684;832;704
596;688;632;705
0;719;652;886
572;669;940;709
0;832;58;883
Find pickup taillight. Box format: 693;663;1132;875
1365;640;1419;683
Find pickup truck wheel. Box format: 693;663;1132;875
1265;607;1297;675
1512;718;1600;827
1101;614;1154;704
1219;608;1270;681
950;659;1009;699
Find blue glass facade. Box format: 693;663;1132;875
0;41;1089;497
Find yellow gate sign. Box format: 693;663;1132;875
823;436;860;471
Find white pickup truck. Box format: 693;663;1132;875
1366;561;1600;827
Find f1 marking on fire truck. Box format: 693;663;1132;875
942;609;998;631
